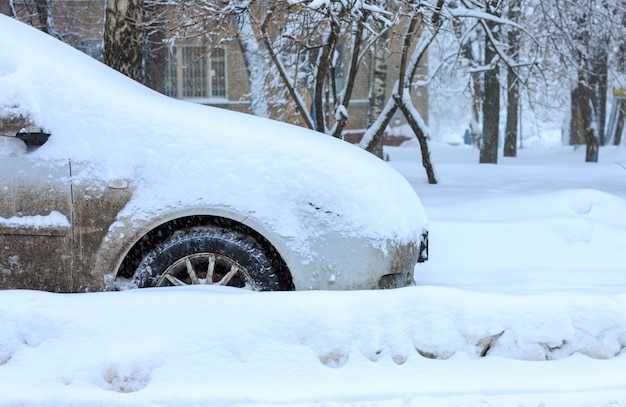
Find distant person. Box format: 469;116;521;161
463;128;472;145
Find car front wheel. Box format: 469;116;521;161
133;226;288;291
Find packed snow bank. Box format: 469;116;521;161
1;286;626;406
417;188;626;292
390;143;626;296
1;142;626;406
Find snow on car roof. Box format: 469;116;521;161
0;16;427;250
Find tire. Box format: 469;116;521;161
133;226;288;291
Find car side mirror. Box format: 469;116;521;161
15;131;50;151
0;135;27;157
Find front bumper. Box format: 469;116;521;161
378;231;428;289
378;270;416;289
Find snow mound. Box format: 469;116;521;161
1;287;625;372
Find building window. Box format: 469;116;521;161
211;48;226;98
332;43;344;94
166;45;227;100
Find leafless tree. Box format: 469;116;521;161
0;0;14;16
103;0;143;82
538;0;626;161
503;0;521;157
477;0;502;164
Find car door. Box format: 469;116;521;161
69;163;133;292
0;136;73;291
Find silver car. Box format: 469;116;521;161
0;16;428;293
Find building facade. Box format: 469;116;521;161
11;0;428;132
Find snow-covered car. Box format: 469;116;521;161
0;16;428;293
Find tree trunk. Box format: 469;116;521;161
395;96;437;184
393;11;437;184
34;0;58;36
459;23;482;147
592;46;608;145
361;96;397;157
0;0;12;16
503;0;520;157
480;16;500;164
365;26;388;159
617;4;626;146
586;131;599;162
236;4;270;118
570;83;587;145
469;72;482;146
313;24;338;134
568;10;600;162
103;0;144;82
615;99;625;146
332;12;367;139
260;13;315;130
571;73;599;162
504;68;518;157
480;64;499;163
143;6;166;94
361;10;437;183
584;76;600;163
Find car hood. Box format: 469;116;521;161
0;16;427;252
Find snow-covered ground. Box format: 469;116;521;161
1;137;626;406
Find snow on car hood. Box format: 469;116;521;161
0;16;427;248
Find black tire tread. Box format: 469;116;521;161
133;226;287;290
